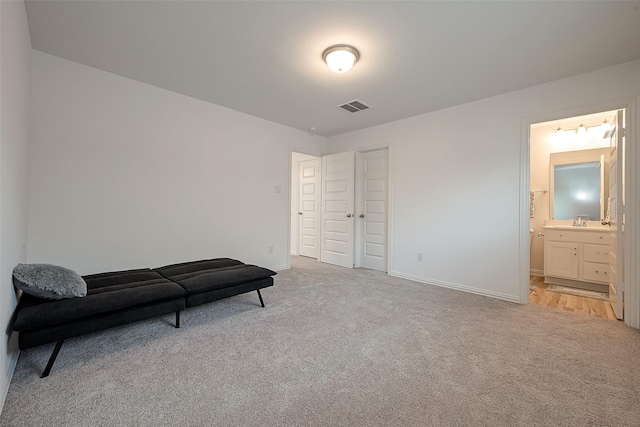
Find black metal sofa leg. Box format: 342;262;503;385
40;311;182;378
42;340;64;378
257;289;265;308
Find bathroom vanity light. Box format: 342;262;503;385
322;45;360;73
552;119;613;143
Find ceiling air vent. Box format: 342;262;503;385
338;99;371;113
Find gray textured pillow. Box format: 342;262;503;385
13;263;87;300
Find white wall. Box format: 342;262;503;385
327;59;640;302
0;0;30;411
28;51;326;274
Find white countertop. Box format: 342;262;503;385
542;225;609;232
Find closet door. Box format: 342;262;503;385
357;149;388;271
320;152;355;268
298;158;320;259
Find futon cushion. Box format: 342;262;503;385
155;260;276;294
13;269;185;332
13;263;87;300
153;258;245;277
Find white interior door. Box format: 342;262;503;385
298;158;320;259
357;149;388;271
607;110;625;320
321;151;355;268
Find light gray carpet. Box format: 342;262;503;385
2;256;640;426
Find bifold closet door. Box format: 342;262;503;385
320;151;355;268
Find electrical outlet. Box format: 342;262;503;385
268;246;274;255
417;252;423;262
274;185;281;194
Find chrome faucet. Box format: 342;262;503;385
573;217;588;227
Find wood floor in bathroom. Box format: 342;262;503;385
529;276;618;321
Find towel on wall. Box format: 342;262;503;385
530;191;535;218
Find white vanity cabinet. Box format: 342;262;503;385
543;227;610;291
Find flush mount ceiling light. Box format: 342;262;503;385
322;44;360;73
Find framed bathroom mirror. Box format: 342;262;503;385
549;148;609;221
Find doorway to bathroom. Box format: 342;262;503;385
528;108;626;321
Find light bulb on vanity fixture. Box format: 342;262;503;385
322;44;360;73
575;123;588;136
551;126;565;144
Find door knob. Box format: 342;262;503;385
298;212;302;215
359;214;365;218
346;214;352;218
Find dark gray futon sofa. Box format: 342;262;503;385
12;258;276;377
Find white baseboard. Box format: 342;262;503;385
1;348;19;415
529;269;544;276
272;264;290;272
388;271;521;303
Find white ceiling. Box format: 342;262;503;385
24;1;640;137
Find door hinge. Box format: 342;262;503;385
621;127;626;137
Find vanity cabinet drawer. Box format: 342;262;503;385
545;229;609;244
587;233;610;245
583;262;609;283
584;244;610;263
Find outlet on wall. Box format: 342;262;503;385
268;246;274;255
417;252;423;262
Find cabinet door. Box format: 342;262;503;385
545;241;579;279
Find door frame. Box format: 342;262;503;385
519;98;639;328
